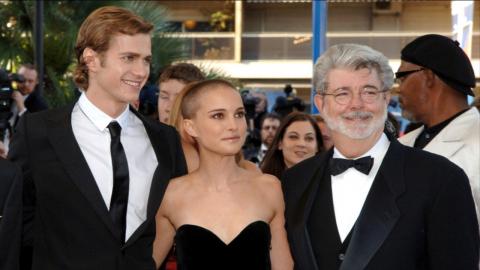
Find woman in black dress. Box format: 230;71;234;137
153;79;293;270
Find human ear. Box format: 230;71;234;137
183;119;199;138
314;94;324;112
424;69;436;88
83;48;99;72
384;90;391;104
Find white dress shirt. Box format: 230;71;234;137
331;133;390;242
257;143;268;163
72;93;158;240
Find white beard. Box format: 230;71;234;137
322;105;387;140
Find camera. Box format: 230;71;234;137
240;89;262;160
272;84;305;117
240;89;260;120
0;68;25;139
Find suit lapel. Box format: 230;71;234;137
124;110;172;247
291;150;333;270
46;105;119;240
340;140;405;270
423;108;477;159
398;126;423;147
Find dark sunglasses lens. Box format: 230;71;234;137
395;70;410;79
395;69;423;79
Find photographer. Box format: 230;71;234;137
241;89;268;161
272;84;306;117
0;64;48;154
12;64;48;117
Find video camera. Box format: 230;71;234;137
240;89;260;120
0;68;25;139
240;89;262;159
272;84;305;117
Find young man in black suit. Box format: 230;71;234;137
0;158;22;270
8;6;186;269
282;43;479;270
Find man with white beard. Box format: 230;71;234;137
281;43;479;270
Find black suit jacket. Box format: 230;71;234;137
8;104;187;270
24;89;48;113
0;158;22;270
282;137;479;270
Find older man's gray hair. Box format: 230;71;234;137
314;43;394;94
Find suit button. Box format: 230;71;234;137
338;253;345;261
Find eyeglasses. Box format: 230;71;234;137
394;68;424;84
322;87;388;105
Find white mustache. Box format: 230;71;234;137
341;111;373;119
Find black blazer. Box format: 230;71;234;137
0;158;22;270
282;138;479;270
8;104;187;270
24;89;48;113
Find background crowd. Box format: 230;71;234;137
0;4;479;270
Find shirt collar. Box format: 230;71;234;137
333;133;390;162
78;92;130;132
260;144;269;152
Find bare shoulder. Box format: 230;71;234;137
165;175;189;195
160;174;192;213
253;172;281;187
250;172;283;201
239;159;262;173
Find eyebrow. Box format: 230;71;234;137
119;52;152;59
334;84;379;91
207;108;226;114
207;107;244;113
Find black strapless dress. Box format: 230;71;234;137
175;220;271;270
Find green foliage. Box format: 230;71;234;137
198;63;242;89
0;0;187;107
209;11;232;32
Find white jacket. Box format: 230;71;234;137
399;107;480;219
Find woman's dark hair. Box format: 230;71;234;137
260;112;323;179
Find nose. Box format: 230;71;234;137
349;92;365;109
226;115;239;131
296;138;307;148
164;100;172;113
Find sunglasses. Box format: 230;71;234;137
394;68;425;80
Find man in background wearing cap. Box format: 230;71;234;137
397;34;480;219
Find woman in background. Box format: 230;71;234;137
261;112;323;179
153;79;293;269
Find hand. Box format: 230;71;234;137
11;91;26;113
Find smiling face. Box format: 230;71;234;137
85;33;151;112
279;120;318;168
184;85;247;156
314;68;389;140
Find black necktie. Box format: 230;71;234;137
329;156;374;176
107;121;129;243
